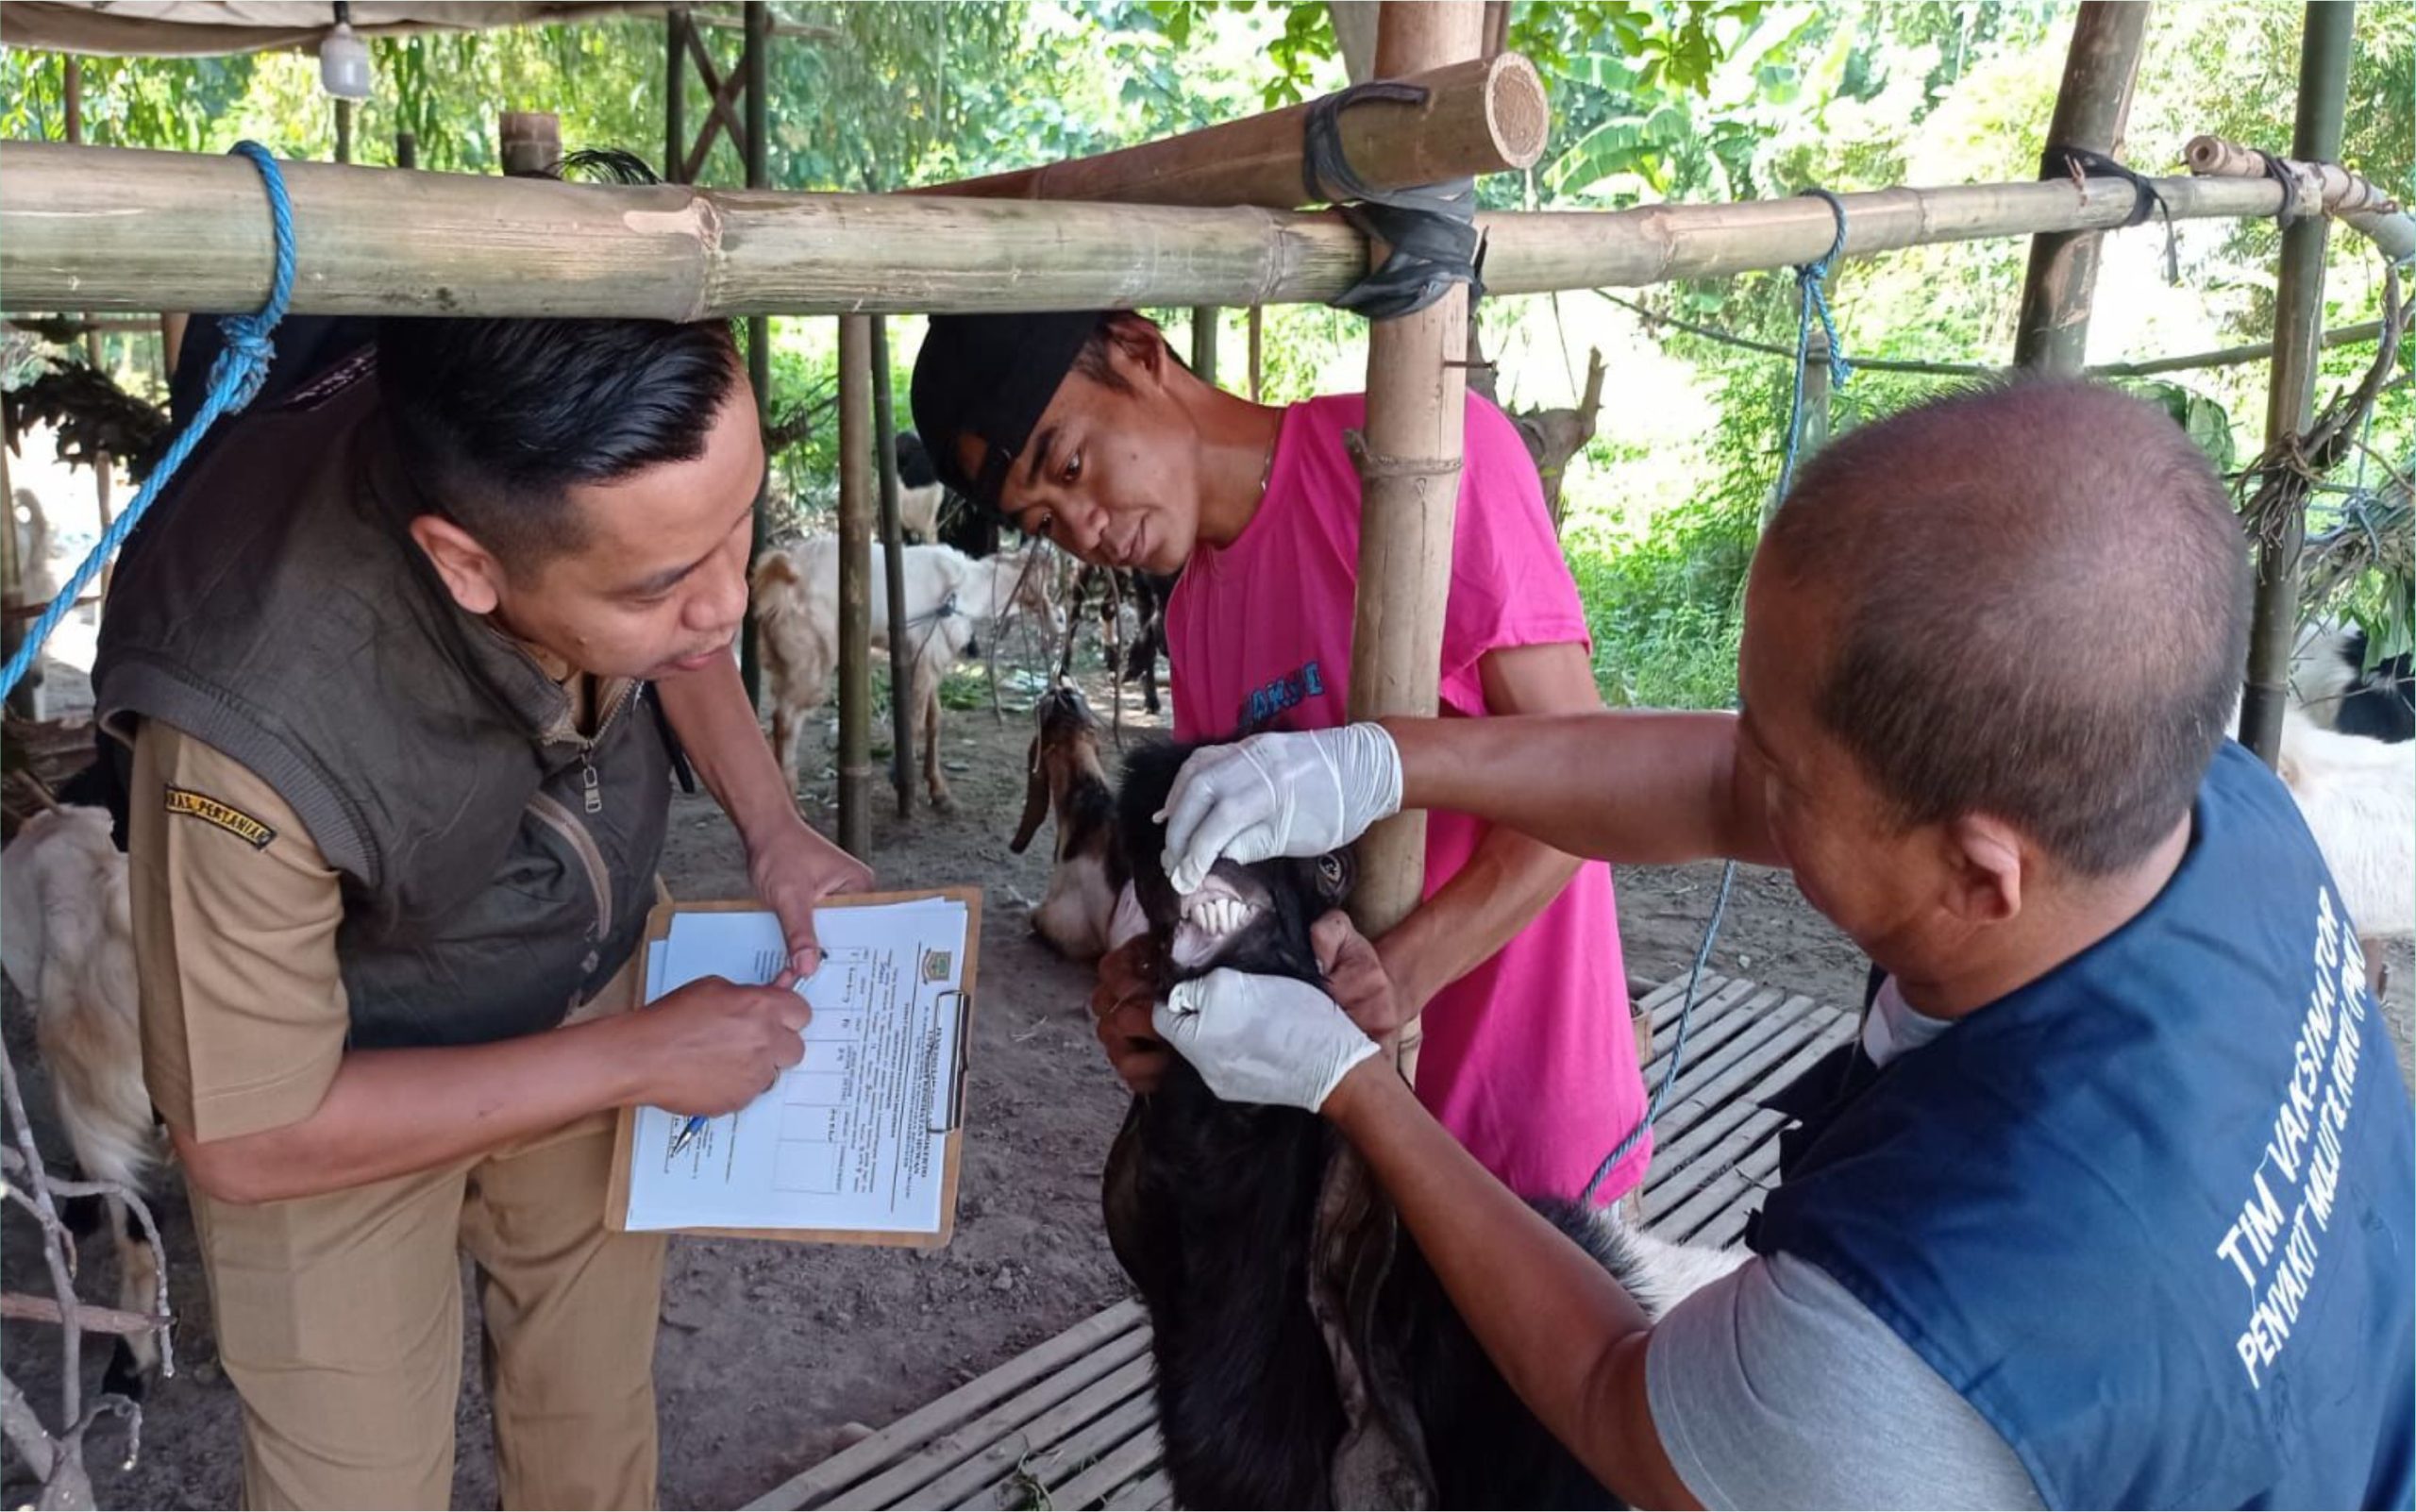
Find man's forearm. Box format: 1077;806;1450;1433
655;653;805;845
173;1013;649;1204
1381;825;1583;1013
1382;712;1782;869
1324;1063;1699;1508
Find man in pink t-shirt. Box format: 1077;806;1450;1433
910;311;1649;1204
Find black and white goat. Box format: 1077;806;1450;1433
2291;620;2415;744
1103;740;1741;1510
891;429;947;545
1;802;165;1398
1008;687;1126;963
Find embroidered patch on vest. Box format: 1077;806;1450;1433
163;786;277;849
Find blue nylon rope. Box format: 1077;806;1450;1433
2;141;295;701
1583;188;1854;1208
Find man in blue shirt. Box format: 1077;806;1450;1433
1145;378;2414;1509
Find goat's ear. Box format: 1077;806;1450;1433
1010;737;1049;854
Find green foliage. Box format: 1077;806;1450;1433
16;1;2407;715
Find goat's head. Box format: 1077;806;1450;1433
1117;740;1355;984
1012;685;1105;854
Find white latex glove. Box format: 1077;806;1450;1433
1158;724;1402;896
1151;968;1380;1112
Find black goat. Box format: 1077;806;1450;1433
1103;740;1731;1510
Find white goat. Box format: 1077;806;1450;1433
1;803;165;1396
11;489;56;713
898;479;945;546
2271;708;2414;957
753;537;1061;810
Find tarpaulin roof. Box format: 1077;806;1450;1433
1;3;656;59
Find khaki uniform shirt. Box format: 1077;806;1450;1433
129;651;609;1139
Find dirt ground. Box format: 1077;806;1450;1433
4;635;2410;1509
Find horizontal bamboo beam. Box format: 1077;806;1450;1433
2186;133;2415;264
0;141;2328;317
914;54;1546;209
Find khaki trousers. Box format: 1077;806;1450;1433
189;1110;665;1509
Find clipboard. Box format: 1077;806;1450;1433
605;886;982;1249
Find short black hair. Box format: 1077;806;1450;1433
377;316;740;568
376;145;742;570
1762;378;2250;878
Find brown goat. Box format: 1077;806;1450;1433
1010;687;1127;963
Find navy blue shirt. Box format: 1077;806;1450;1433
1752;742;2414;1509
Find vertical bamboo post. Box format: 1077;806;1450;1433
663;8;687;183
871;315;917;818
335;99;354;164
1347;0;1484;1084
395;130;417;169
2240;0;2353;766
1248;306;1265;401
837;316;875;857
87;328;114;597
159;312;187;378
498;111;561;176
1190;308;1220;389
740;1;772;704
62;58;113;599
2010;2;2149;372
1;438;32;720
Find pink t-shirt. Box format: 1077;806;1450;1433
1166;394;1650;1203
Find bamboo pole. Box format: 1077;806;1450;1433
61;59;113;602
1348;0;1485;1085
2240;2;2354;768
1248;306;1265;400
1191;308;1220;389
2011;2;2149;372
663;8;687;184
914;54;1545;210
395;130;417;170
0;438;31;719
499;111;561;177
871;315;917;819
836;316;875;858
2187;133;2416;264
740;1;772;705
1;143;2359;317
335;98;354;164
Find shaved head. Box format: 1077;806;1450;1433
1761;378;2250;877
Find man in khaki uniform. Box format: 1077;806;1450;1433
93;311;868;1508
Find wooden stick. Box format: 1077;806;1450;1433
914;54;1546;210
2186;131;2416;264
1248;305;1265;400
836;315;874;857
1191;307;1220;389
1349;0;1485;1091
870;314;917;818
0;141;2329;316
2012;1;2149;372
0;1293;164;1336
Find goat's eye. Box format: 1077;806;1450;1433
1317;855;1345;887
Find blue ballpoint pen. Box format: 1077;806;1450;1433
667;1113;709;1157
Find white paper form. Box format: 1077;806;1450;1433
625;899;970;1234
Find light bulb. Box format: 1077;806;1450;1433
319;22;372;100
